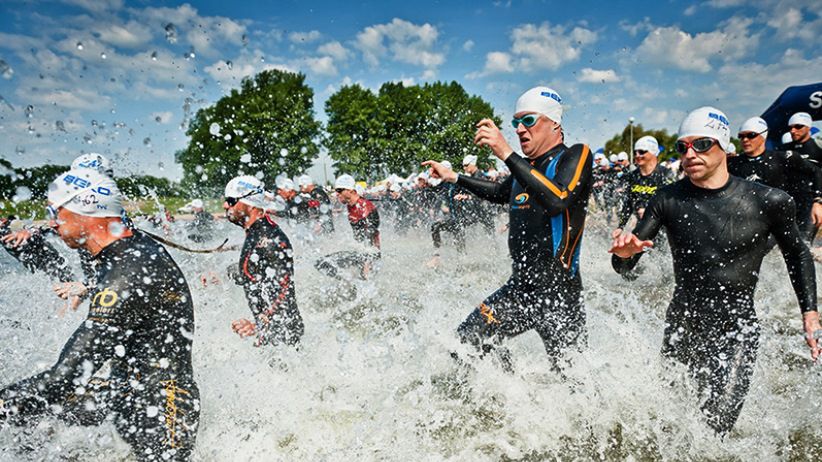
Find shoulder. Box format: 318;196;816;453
566;143;591;158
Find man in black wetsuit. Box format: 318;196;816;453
298;174;334;234
315;174;381;280
610;107;821;435
613;135;673;236
788;112;822;162
425;86;592;370
728;116;822;242
223;176;304;347
0;169;199;461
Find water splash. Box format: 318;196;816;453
164;23;177;43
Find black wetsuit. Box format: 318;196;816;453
303;187;335;233
234;215;303;346
612;176;816;435
315;197;380;280
430;182;466;252
455;144;593;368
0;221;74;283
616;165;673;229
728;149;822;242
0;231;200;460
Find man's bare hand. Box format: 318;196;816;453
421;161;458;183
1;229;33;248
231;318;256;338
811;203;822;226
53;281;87;300
474;119;513;160
803;311;821;361
608;232;654;259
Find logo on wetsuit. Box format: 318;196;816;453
630;185;657;194
90;288;119;319
512;193;531;210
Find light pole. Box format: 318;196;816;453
628;116;635;164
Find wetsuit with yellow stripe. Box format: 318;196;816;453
454;143;593;367
0;231;199;461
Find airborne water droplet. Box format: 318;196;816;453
25;105;33;118
76;41;84;50
151;51;158;61
209;122;221;136
0;60;13;79
143;137;151;146
177;83;184;92
100;52;107;59
164;23;177;44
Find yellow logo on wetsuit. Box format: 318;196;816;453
90;288;119;319
631;185;658;194
514;193;529;204
479;303;500;325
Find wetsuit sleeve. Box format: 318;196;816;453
455;174;512;205
783;151;822;199
616;176;632;228
767;191;817;313
611;193;665;275
503;144;592;215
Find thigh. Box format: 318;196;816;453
457;280;539;343
534;281;586;357
114;377;200;461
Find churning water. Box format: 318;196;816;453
1;210;820;461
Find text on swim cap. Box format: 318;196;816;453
540;91;562;104
708;112;729;127
78;160;102;168
63;174;91;188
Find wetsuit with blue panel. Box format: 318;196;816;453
454;143;592;368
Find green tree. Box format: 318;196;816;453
324;81;499;180
177;69;322;194
604;123;679;162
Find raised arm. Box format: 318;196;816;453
610;194;664;275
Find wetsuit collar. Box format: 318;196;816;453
94;232;136;261
685;175;734;196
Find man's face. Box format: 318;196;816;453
514;112;560;158
223;199;250;226
49;206;87;248
300;184;314;194
634;151;655;168
463;164;477;174
738;131;765;155
790;124;810;142
679;136;725;182
337;188;356;205
278;188;295;200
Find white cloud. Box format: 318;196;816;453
289;30;321;44
96;22;152;49
766;7;821;41
24;88;111;111
510;22;597;71
577;68;620;83
635;17;759;73
61;0;124;13
462;40;475;52
474;22;597;77
304;56;338;77
317;41;350;61
354;18;444;71
619;17;653;36
683;5;698;16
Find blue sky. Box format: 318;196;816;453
0;0;820;180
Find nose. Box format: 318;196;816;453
515;123;527;135
222;202;230;210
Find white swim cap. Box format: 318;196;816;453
462;155;478;166
515;86;563;124
782;132;793;144
739;117;768;140
71;153;113;176
225;176;267;209
48;169;123;218
726;143;736;154
609;154;618;163
189;199;204;209
678;106;731;151
617;151;629;161
297;174;314;187
334;174;356;190
441;160;453;170
278;178;295;191
634;136;659;155
788;112;812;127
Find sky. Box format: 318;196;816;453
0;0;820;181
